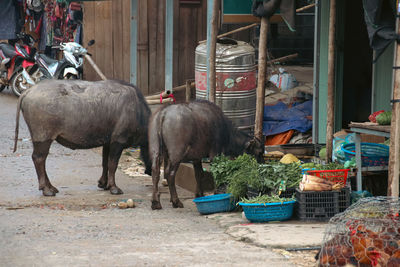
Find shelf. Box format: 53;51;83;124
350;166;388;172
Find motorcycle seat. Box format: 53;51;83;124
37;53;58;66
0;43;17;59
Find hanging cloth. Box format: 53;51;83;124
252;0;296;32
0;0;18;40
362;0;399;62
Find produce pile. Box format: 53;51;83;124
209;153;347;201
210;153;303;200
300;174;343;191
318;197;400;266
369;110;392;125
299;162;348;192
239;194;294;204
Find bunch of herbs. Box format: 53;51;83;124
209;154;303;199
240;194;295;204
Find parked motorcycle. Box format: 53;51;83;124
13;40;95;97
0;33;37;94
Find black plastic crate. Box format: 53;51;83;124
279;187;296;198
338;186;351;212
295;189;340;221
246;186;260;198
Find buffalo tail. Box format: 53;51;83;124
13;94;25;152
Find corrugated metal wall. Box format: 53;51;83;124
372;43;394;112
317;0;393;144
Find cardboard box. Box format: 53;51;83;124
175;163;215;194
333;129;351;138
334;129;386;144
360;133;386;144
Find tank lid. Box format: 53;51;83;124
196;39;255;58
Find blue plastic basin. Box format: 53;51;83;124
193;193;235;215
239;200;296;222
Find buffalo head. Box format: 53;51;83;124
245;137;265;163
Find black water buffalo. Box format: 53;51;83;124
14;79;152;196
148;100;264;210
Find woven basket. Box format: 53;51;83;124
239;201;295;222
341;142;389;167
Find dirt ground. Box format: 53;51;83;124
119;152;320;267
0;88;318;266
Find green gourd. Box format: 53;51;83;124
376;111;392;125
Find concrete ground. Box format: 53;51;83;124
0;87;325;266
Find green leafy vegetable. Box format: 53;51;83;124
376;111;392;125
240;194;295;204
210;154;303;199
300;162;345;170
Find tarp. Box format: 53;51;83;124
263;100;313;136
362;0;399;62
252;0;296;31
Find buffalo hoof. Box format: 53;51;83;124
42;187;57;196
151;201;162;210
110;186;123;195
172;199;184;208
98;181;107;189
50;185;59;194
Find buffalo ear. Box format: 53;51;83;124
245;138;256;151
245;137;265;162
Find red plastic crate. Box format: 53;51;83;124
306;169;350;185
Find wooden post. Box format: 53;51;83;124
206;0;219;103
198;3;317;44
185;79;193;102
254;17;269;141
165;0;173;92
84;54;107;81
325;0;336;163
130;0;138;85
199;23;259;44
388;8;400;197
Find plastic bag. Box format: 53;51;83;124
269;68;298;91
333;133;355;163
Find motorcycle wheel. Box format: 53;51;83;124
0;84;5;92
61;73;79;80
10;68;33;97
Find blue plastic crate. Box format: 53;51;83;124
193;193;235;215
239;201;296;222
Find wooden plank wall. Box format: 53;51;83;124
137;0;167;95
82;0;130;83
173;2;207;87
83;1;207;96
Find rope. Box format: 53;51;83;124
160;93;176;104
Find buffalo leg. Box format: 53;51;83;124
193;160;205;198
163;157;169;187
32;140;58;196
167;163;183;208
151;155;162;210
98;144;109;189
163;157;172;202
105;142;123;195
140;143;152;176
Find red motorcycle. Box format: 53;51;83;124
0;33;38;95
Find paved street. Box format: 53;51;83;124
0;88;293;267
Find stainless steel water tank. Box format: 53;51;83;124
195;39;256;131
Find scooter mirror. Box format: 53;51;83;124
88;40;95;46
